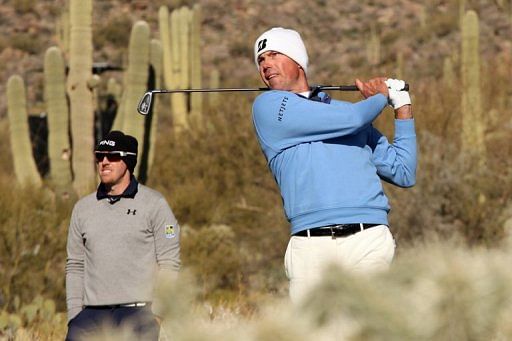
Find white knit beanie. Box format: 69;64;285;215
254;27;309;73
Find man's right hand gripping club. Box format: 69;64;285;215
385;78;412;119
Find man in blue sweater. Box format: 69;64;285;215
252;27;416;302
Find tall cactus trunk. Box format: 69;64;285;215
120;20;150;177
443;56;455;87
67;0;95;196
147;39;163;176
44;46;72;193
159;5;187;134
366;24;380;67
159;5;172;93
6;75;42;187
56;9;70;57
461;10;485;165
170;7;189;134
189;4;203;131
208;69;220;108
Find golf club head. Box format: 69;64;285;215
137;92;153;116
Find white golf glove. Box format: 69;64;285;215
385;78;411;109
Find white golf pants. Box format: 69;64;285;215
284;225;395;303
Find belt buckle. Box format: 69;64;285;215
329;225;341;239
330;224;348;239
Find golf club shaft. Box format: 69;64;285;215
137;83;410;115
149;84;409;93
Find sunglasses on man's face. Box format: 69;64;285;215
94;151;136;163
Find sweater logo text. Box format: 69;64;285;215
127;209;136;215
278;96;288;122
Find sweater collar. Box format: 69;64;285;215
96;175;139;203
296;87;331;104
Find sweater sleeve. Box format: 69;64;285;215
65;205;85;323
252;90;388;159
152;197;181;272
369;119;417;187
151;196;181;317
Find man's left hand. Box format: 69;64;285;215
355;77;389;99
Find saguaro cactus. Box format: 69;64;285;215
120;20;151;176
148;39;163;175
190;4;203;130
44;46;72;191
177;7;191;91
443;56;455;87
6;75;42;187
159;5;205;133
159;5;172;93
461;10;485;161
208;69;220;108
170;7;190;133
159;5;190;134
67;0;95;195
366;24;380;67
56;9;70;56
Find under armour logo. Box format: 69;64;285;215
127;209;136;215
257;39;267;53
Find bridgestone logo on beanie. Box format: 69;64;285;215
254;27;309;73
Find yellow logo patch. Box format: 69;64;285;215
165;225;176;239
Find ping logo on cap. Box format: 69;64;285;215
99;140;116;146
257;39;267;53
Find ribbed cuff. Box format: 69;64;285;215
394;118;415;137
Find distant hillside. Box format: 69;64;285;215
0;0;510;117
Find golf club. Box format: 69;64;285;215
137;83;410;116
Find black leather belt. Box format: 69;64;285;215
85;302;150;309
292;223;382;238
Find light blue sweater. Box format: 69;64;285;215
252;90;416;235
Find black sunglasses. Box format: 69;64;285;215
95;151;136;162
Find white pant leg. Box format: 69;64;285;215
338;225;396;273
284;234;337;304
284;225;395;303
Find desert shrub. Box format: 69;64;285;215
10;33;43;54
182;224;242;299
0;180;73;311
0;295;67;339
10;0;37;14
94;14;133;49
300;238;512;340
229;38;252;58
